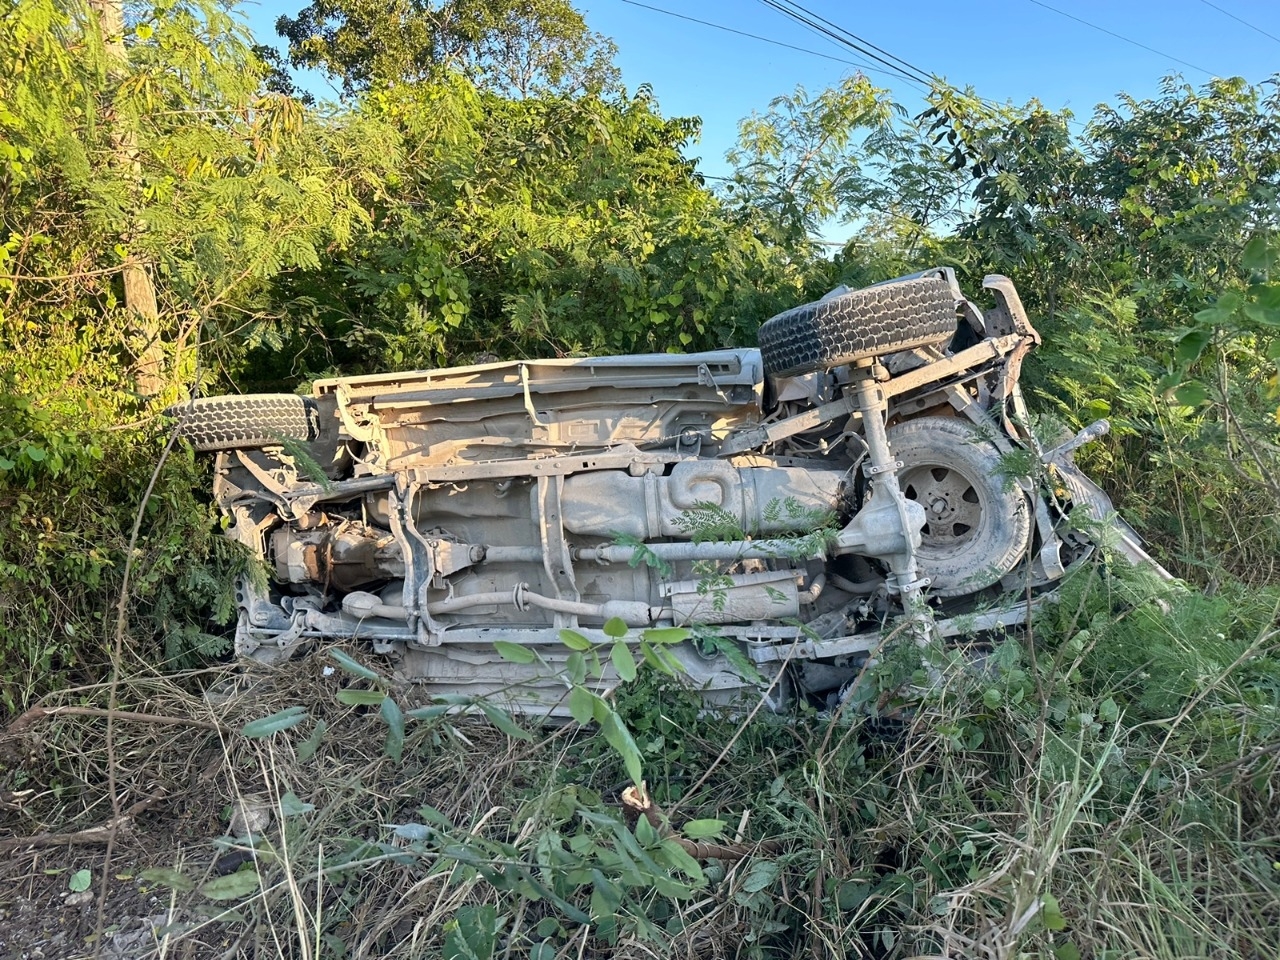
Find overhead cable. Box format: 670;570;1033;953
1022;0;1215;75
1194;0;1280;46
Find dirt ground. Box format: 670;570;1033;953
0;672;298;960
0;827;234;960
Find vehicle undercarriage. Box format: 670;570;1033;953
175;269;1166;715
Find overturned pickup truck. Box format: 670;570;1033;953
175;269;1161;713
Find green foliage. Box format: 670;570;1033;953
257;75;802;378
0;0;392;708
277;0;619;98
726;75;892;250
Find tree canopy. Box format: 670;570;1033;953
276;0;619;96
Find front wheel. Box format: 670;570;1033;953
887;417;1032;597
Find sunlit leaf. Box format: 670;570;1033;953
241;706;307;738
329;649;380;681
494;640;535;663
610;641;636;682
478;701;533;741
336;689;387;706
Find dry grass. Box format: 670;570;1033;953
1;598;1278;960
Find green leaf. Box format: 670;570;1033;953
559;629;592;651
329;649;380;680
241;706;308;738
610;641;637;682
658;838;705;882
641;627;689;645
336;689;387;706
494;641;535;664
278;791;315;817
565;651;587;685
444;904;500;960
1172;382;1209;407
740;859;780;893
1041;892;1067;931
68;869;91;893
568;685;596;725
297;719;327;762
681;818;727;840
1054;944;1082;960
602;617;628;638
1242;235;1275;273
1243;299;1280;328
1175;328;1213;367
381;695;405;762
635;814;659;845
200;869;260;901
139;868;194;892
1217;290;1243;313
406;704;454;720
599;709;643;786
478;701;533;741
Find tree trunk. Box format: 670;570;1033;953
88;0;165;397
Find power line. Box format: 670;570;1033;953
619;0;1086;136
756;0;935;90
1194;0;1280;46
1022;0;1216;76
760;0;937;87
755;0;1087;131
615;0;934;95
615;0;879;75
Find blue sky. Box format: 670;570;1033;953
241;0;1280;180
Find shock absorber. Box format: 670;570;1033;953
833;360;930;607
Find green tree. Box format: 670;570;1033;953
276;0;619;97
0;0;392;706
248;76;801;379
724;75;892;253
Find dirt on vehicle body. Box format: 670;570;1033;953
175;268;1163;714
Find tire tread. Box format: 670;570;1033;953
168;394;319;452
759;276;958;378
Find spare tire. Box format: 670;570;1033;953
759;276;957;378
167;394;321;452
887;417;1031;597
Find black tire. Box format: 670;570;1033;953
759;276;958;378
167;394;320;452
887;417;1031;597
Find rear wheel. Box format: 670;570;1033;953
887;417;1032;597
167;394;320;452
